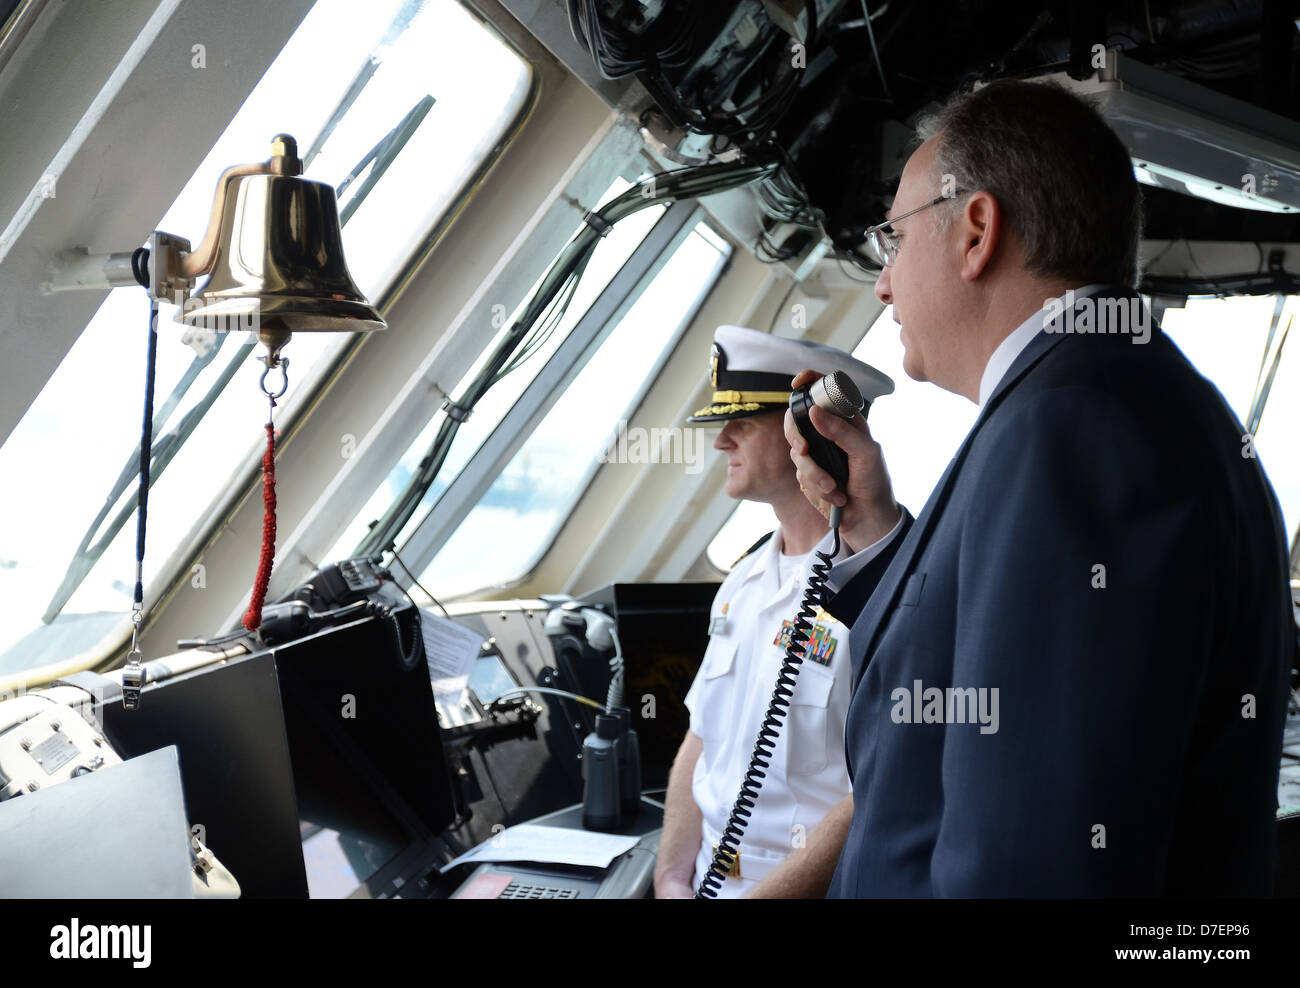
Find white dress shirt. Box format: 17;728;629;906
976;283;1108;407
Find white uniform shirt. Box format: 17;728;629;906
684;528;853;897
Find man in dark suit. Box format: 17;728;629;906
785;79;1294;896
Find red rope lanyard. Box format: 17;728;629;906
242;396;279;632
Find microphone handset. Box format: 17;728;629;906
695;370;866;898
262;555;409;644
787;370;865;531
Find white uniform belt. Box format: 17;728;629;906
699;819;788;884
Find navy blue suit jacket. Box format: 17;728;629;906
826;291;1293;897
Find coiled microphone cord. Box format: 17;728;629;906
695;519;841;899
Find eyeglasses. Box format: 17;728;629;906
863;189;969;267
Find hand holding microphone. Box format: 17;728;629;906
784;369;903;552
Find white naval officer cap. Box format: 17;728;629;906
687;324;894;423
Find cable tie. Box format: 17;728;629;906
583;210;613;237
441;397;472;422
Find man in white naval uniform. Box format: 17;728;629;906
653;324;897;898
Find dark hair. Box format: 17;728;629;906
915;79;1142;286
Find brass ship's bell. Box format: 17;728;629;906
179;134;384;363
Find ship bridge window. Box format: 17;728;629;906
330;192;732;599
1162;294;1300;548
412;220;731;599
0;0;531;676
707;497;779;573
324;177;671;561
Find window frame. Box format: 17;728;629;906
395;199;709;586
406;210;734;600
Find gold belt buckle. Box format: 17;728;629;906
711;843;741;879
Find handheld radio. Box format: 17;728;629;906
695;370;866;898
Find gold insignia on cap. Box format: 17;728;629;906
709;344;721;387
690;401;765;418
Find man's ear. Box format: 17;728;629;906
957;190;1000;281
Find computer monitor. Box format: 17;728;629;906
272;614;456;897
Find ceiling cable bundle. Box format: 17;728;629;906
569;0;819;147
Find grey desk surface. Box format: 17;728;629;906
528;796;664;837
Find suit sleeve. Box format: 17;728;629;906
824;511;914;627
931;386;1216;896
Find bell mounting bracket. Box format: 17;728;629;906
39;134;303;301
